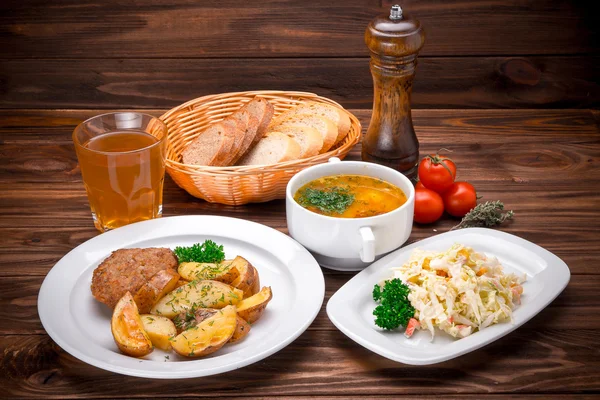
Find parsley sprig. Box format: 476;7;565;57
297;186;355;215
373;278;415;330
174;240;225;263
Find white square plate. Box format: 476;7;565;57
326;228;570;365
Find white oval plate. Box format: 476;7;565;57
38;215;324;379
326;228;570;365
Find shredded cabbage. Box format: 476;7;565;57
391;243;525;340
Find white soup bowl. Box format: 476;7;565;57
286;158;415;271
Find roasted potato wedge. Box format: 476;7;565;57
249;265;260;296
229;256;260;298
150;280;243;318
172;308;250;343
140;314;177;351
236;286;273;324
111;292;153;357
171;305;237;357
178;261;240;284
229;316;251;343
133;269;180;314
173;308;218;334
175;279;189;288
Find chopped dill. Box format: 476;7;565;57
296;186;355;215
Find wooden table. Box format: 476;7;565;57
1;108;599;398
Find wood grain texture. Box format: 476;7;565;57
3;109;599;139
1;57;598;109
0;0;598;394
0;0;596;58
0;109;598;277
0;108;599;397
1;274;599;335
0;397;591;400
1;183;598;275
1;328;599;397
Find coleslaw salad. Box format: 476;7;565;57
390;243;525;340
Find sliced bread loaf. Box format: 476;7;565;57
219;117;248;165
183;97;276;167
287;101;351;145
270;114;337;153
226;111;259;162
221;97;275;164
273;124;323;158
245;97;275;147
182;122;236;166
236;132;301;166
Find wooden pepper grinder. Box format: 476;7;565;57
363;4;425;178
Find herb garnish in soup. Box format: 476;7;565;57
294;174;407;218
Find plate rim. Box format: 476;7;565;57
38;215;325;379
326;227;571;365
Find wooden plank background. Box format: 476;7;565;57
0;0;598;109
0;1;599;396
0;109;599;397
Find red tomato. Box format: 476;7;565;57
418;155;457;193
415;181;426;190
413;188;444;224
442;181;477;217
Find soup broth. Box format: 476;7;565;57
294;174;407;218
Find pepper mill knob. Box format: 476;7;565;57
363;5;425;178
390;4;403;20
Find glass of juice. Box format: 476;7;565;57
73;112;168;232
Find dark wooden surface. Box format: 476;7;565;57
2;0;597;57
0;108;599;398
1;0;598;396
2;56;597;110
1;0;598;109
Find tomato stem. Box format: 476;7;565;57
425;154;455;178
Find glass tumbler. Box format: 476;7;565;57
72;112;168;232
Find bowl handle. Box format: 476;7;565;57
359;226;375;262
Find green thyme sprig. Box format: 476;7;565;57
451;200;514;230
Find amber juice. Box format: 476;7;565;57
75;129;166;231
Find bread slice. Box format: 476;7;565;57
181;97;280;166
270;114;337;153
236;132;301;166
182;123;236;166
226;98;274;164
225;111;258;162
210;122;238;166
273;124;323;158
219;118;247;165
287;102;351;145
244;97;274;147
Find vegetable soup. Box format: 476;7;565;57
294;174;407;218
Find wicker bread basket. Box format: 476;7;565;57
160;90;361;205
